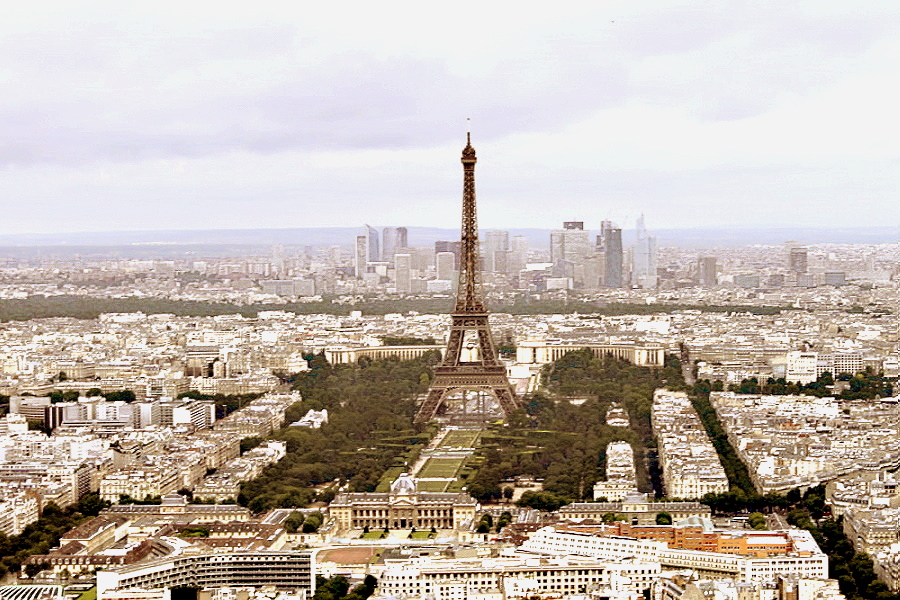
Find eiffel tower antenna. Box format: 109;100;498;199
414;134;519;424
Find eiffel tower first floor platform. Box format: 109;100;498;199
413;364;519;424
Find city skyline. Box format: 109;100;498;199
3;2;900;235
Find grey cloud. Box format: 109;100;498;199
0;34;631;165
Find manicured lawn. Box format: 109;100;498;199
416;480;450;492
78;588;97;600
417;457;465;479
360;531;386;539
442;430;480;448
409;531;435;539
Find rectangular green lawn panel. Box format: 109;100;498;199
410;531;435;539
441;430;481;448
416;480;451;492
417;457;465;478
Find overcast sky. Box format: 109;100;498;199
2;1;899;235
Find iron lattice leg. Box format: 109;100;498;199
493;386;519;417
416;388;448;424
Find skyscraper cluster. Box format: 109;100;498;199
546;217;655;290
350;217;661;294
355;225;408;278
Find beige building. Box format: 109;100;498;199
593;441;640;501
99;466;181;502
516;341;665;367
843;508;900;554
0;491;41;536
329;474;478;531
557;493;711;525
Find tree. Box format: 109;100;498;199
240;436;263;454
314;575;351;600
516;491;570;512
77;492;110;516
24;561;50;578
284;511;304;534
27;419;51;435
239;354;434;510
748;512;767;530
655;512;672;525
302;512;324;533
103;389;136;403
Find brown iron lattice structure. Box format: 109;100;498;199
413;134;519;424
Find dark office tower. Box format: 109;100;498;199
414;134;518;424
364;224;380;263
600;220;623;288
698;256;717;287
397;226;408;249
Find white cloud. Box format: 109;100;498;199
1;0;899;233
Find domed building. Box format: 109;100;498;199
329;473;478;532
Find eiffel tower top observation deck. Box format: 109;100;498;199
413;134;519;424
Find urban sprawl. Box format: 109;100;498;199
2;222;900;600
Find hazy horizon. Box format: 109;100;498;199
0;223;897;252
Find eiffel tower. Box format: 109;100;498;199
413;134;519;423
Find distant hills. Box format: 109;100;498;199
0;226;897;257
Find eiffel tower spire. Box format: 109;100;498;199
456;132;484;313
413;134;519;424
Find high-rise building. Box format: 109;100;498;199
698;256;717;287
354;235;367;278
600;220;623;288
788;244;808;274
484;230;509;273
550;222;590;276
632;215;657;289
435;252;456;281
365;224;380;263
549;231;566;267
271;244;285;277
435;240;460;268
395;253;412;294
582;255;605;290
381;227;409;263
509;235;528;274
382;227;399;263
